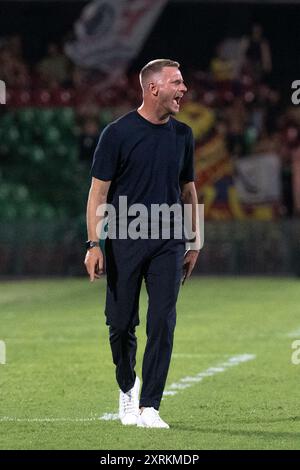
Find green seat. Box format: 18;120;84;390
35;109;55;127
43;126;61;146
0;112;15;129
31;146;46;163
17;109;35;128
5;126;21;151
100;109;113;128
55;144;68;158
56;108;74;129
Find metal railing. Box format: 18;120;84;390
0;219;300;277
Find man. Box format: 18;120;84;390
85;59;200;429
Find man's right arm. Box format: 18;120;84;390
84;177;111;282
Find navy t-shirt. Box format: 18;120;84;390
91;110;195;211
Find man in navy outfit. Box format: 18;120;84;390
85;59;200;428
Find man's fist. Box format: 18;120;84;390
84;247;104;282
182;250;199;284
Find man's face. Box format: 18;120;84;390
154;67;187;115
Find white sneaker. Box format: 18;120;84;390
137;407;170;429
119;377;140;425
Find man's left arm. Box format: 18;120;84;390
181;181;200;283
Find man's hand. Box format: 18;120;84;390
182;250;199;285
84;247;104;282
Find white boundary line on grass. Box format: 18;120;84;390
100;353;256;421
286;328;300;338
0;354;255;424
0;417;101;423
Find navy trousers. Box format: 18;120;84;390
105;237;185;410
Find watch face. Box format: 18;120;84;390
86;241;99;249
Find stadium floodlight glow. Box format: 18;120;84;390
0;80;6;105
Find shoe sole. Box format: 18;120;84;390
137;423;169;429
120;415;139;426
121;421;138;426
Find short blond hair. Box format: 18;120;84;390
139;59;180;88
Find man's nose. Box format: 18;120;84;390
180;83;187;93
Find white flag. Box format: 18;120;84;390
235;153;281;204
65;0;168;72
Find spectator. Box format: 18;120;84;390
210;42;236;82
0;44;30;88
225;98;248;157
37;43;71;87
241;24;272;81
279;118;300;217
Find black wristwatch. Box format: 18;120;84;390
85;240;100;250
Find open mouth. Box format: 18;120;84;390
173;96;182;106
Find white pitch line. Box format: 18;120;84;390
99;353;255;420
180;376;203;383
286;328;300;338
169;383;192;390
0;416;103;423
0;354;255;424
99;413;119;421
172;353;223;358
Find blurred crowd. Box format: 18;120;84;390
1;24;300;217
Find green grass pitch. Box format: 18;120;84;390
0;277;300;450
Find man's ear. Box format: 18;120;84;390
149;82;159;96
